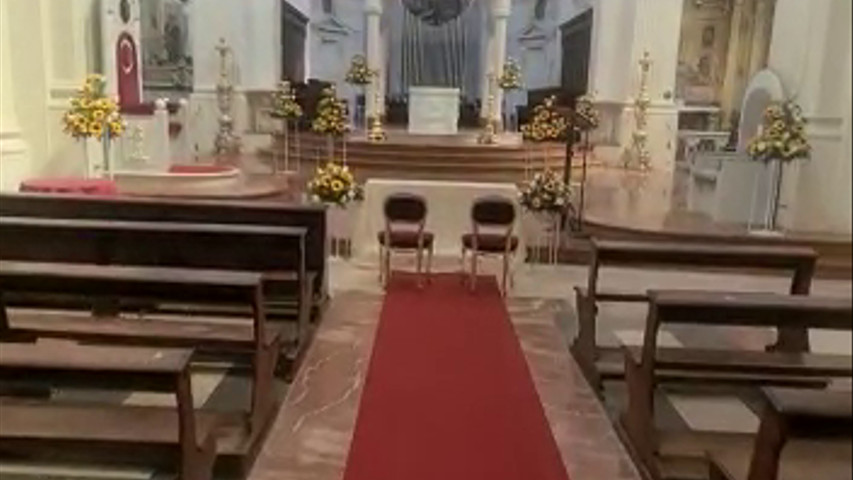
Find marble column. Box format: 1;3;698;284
768;0;852;234
747;0;774;80
365;0;383;121
480;11;495;123
0;0;30;190
491;0;511;127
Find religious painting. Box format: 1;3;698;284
139;0;193;90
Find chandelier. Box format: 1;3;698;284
402;0;474;26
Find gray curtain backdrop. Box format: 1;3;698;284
386;0;485;101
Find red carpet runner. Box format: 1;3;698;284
343;274;570;480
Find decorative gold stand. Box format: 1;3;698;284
623;51;652;171
367;71;386;143
478;73;498;145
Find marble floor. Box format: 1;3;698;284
248;256;853;480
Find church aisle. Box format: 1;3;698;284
342;273;569;480
249;264;639;480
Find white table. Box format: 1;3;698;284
353;179;521;257
408;87;460;135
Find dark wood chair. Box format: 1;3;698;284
378;193;434;287
462;196;519;295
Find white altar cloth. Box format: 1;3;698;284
353;179;521;257
408;87;460;135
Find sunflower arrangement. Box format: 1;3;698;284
62;74;124;140
270;81;303;120
747;100;811;162
498;58;523;90
307;161;363;206
345;55;373;86
521;96;569;142
519;169;572;214
574;94;600;131
312;86;350;136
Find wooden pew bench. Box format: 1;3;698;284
0;216;314;364
0;192;329;308
0;260;280;437
0;342;218;480
709;387;852;480
572;238;819;390
619;290;852;480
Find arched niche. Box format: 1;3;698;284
737;69;786;151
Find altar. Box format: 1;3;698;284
408;87;460;135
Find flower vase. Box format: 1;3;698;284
83;136;111;179
748;157;785;236
326;203;356;259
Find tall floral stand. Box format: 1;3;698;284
526;211;561;265
748;157;785;236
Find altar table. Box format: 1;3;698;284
353;179;521;257
408;87;460;135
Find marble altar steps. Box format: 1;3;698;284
258;133;594;181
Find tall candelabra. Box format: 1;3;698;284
214;38;241;159
367;70;387;143
478;73;498;145
623;51;652;171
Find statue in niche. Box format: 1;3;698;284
402;0;474;26
534;0;547;21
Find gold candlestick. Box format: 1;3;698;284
367;70;387;143
623;51;652;171
478;73;498;145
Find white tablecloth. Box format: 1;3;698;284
408;87;460;135
353;179;521;257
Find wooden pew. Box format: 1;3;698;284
709;387;852;480
0;192;328;309
0;216;313;359
573;238;818;390
620;290;852;480
0;260;279;436
0;342;218;480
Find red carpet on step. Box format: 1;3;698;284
342;274;570;480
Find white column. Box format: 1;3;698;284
769;0;852;234
491;0;511;127
480;12;495;122
365;0;383;120
0;0;31;190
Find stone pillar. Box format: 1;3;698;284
748;0;774;79
491;0;511;127
768;0;852;234
365;0;383;120
719;0;747;129
480;12;495;122
0;0;30;190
